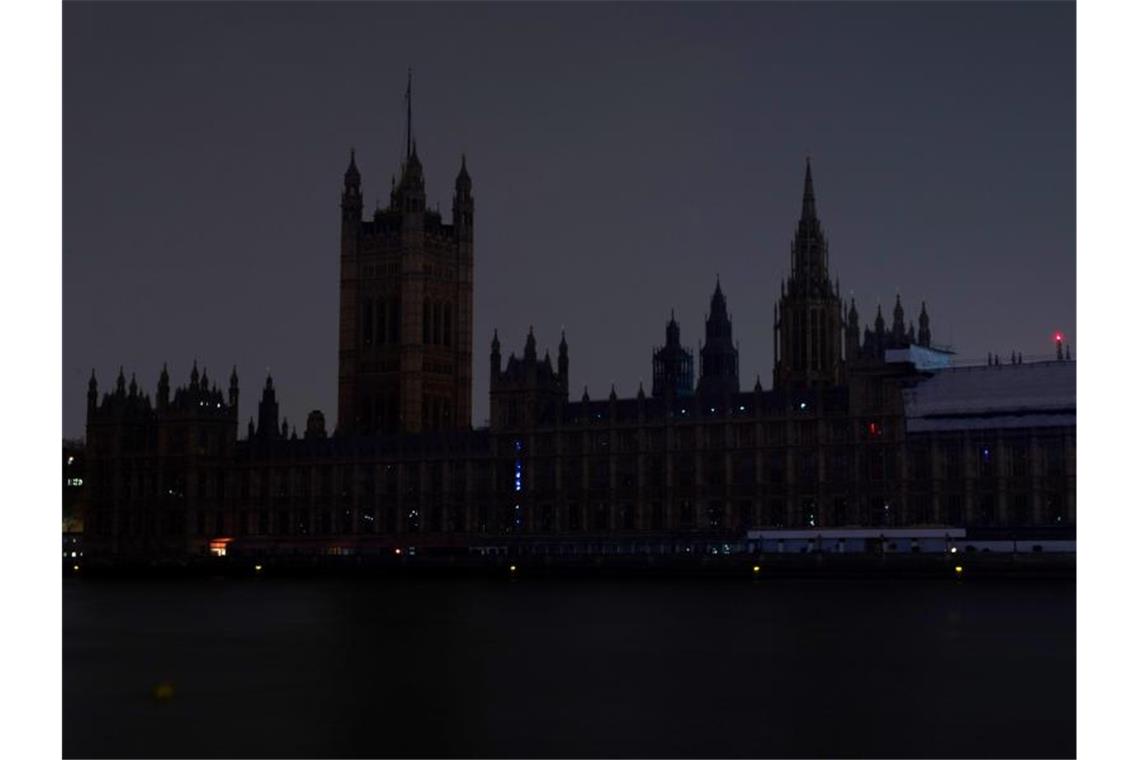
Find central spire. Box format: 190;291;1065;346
801;156;816;221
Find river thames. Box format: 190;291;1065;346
63;576;1074;758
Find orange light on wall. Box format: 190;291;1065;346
209;538;233;557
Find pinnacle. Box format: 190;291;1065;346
801;156;817;220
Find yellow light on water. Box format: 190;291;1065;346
752;565;760;573
72;564;79;572
509;565;517;573
254;564;262;572
954;565;963;574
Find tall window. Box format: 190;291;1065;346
423;300;432;344
377;299;387;345
443;303;452;347
389;299;400;344
363;298;373;345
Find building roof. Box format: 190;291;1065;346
903;360;1075;433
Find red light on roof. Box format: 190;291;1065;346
1054;332;1063;342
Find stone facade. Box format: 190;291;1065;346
82;143;1075;561
336;141;473;436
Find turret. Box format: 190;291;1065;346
892;294;906;343
87;370;98;414
189;360;199;391
257;373;279;439
305;410;327;440
697;279;739;398
228;365;239;410
558;329;569;393
116;366;126;396
652;309;694;399
128;373;138;397
918;302;931;347
157;363;170;409
524;325;537;361
341;148;362;228
453;154;473;241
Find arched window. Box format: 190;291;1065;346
423;300;432;344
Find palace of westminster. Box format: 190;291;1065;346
80;97;1076;560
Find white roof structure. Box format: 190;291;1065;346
903;360;1076;433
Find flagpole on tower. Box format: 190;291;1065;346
405;67;413;160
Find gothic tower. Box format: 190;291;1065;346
773;159;845;390
490;328;568;430
652;310;694;399
696;279;740;398
336;75;474;435
257;373;279;439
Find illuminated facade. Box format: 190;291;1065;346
82;136;1076;561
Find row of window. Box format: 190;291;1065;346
177;490;1072;540
94;438;1069;507
361;297;400;346
421;299;453;347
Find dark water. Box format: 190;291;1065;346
63;576;1075;758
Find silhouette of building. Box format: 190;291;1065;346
652;312;693;400
337;75;473;436
773;159;845;390
81;102;1075;561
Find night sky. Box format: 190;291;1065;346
63;1;1074;439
